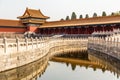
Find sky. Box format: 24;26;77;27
0;0;120;21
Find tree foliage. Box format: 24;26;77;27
79;15;83;19
60;18;64;21
71;12;77;20
111;11;120;16
85;14;89;18
66;16;70;20
111;12;114;16
93;13;97;17
102;11;107;16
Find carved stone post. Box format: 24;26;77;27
31;37;33;49
3;37;7;53
117;38;119;48
25;37;28;50
36;37;38;48
16;37;19;52
116;38;119;59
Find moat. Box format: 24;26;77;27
0;50;119;80
0;0;120;80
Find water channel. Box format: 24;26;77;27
0;50;119;80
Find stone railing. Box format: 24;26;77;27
88;36;120;60
0;37;88;72
0;37;50;72
48;37;87;56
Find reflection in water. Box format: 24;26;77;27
53;50;120;76
88;50;120;78
55;50;89;60
38;50;120;80
0;50;120;80
0;56;49;80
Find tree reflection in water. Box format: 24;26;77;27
0;50;119;80
51;50;120;78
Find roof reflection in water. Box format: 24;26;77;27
51;50;120;78
0;49;119;80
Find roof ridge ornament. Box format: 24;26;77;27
17;8;49;25
18;8;49;19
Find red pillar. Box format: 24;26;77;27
78;28;80;34
87;27;90;34
51;28;53;34
70;28;73;34
49;29;51;34
54;28;56;34
78;27;82;34
61;28;64;34
64;28;67;34
74;28;78;34
77;28;79;34
63;28;65;34
85;27;88;34
93;26;97;32
65;27;68;34
58;28;61;34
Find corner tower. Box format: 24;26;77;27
18;8;49;33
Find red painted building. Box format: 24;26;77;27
0;8;120;37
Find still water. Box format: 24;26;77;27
0;50;119;80
38;51;120;80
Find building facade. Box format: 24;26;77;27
0;8;120;37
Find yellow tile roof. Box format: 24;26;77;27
1;15;120;28
41;15;120;28
18;8;49;19
0;19;24;27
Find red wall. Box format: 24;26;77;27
0;26;39;33
27;26;38;33
0;27;26;33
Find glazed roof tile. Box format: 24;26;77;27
18;8;49;19
1;15;120;28
0;19;25;27
41;15;120;28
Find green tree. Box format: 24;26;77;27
93;13;97;17
71;12;77;20
85;14;89;18
79;14;83;19
66;16;70;20
111;12;114;16
112;11;120;16
102;11;107;16
60;18;64;21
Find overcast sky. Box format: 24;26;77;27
0;0;120;21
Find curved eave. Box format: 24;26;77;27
40;16;120;28
18;16;49;19
0;26;26;28
0;19;25;27
40;21;120;28
21;19;46;24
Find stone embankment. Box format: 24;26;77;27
0;37;88;72
88;34;120;60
